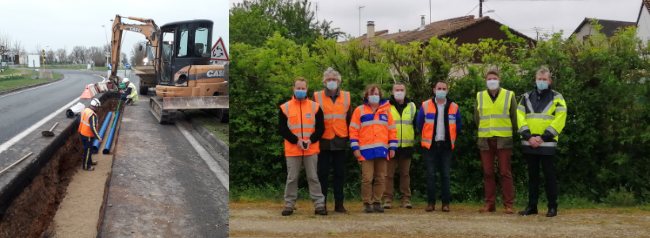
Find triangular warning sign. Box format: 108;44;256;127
211;37;229;61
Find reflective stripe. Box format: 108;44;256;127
324;114;347;119
479;114;509;120
400;139;415;144
361;120;388;127
289;124;314;130
421;139;432;144
541;100;555;114
350;123;361;129
409;102;415;119
425;119;435;124
294;132;313;137
359;143;388;150
554;93;564;100
387;125;396;130
424;100;429;115
351;142;359;147
524;93;534;113
288;125;301;129
517;105;526;112
555;107;567;112
478;127;512;132
389;143;398;148
519;125;530;133
521;141;557;147
547;126;559;137
396;120;412;125
525;114;555;120
344;92;350;113
316;92;324;110
449;119;456;124
502;90;511;115
451;140;456;144
359;105;364;116
478;91;484;117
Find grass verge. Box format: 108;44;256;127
0;69;62;92
186;109;229;145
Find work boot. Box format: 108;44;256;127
314;206;328;215
281;207;294;216
504;205;515;214
441;204;450;212
478;204;496;213
334;202;347;213
373;202;384;213
401;201;413;209
383;202;392;209
546;207;557;217
363;203;374;213
518;206;538;216
425;204;435;212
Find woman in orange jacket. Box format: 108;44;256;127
349;84;398;213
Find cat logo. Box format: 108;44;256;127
206;70;225;77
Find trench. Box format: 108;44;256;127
0;98;122;238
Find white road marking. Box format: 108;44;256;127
0;76;68;99
0;98;81;156
175;121;229;191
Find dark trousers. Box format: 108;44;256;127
424;143;452;205
317;150;345;203
525;153;558;208
80;134;94;169
121;95;131;103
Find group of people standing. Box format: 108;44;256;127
278;66;567;217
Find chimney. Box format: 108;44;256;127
421;15;425;27
367;21;375;39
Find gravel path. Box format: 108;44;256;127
230;201;650;238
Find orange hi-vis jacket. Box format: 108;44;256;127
314;90;351;139
281;96;321;157
419;99;460;149
78;108;100;138
349;100;398;161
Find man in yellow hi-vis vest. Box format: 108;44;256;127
517;67;566;218
475;69;518;214
382;83;417;209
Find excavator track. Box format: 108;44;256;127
149;96;177;124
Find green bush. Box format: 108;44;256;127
231;26;650;205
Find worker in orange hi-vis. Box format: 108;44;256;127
78;98;103;171
349;84;398;214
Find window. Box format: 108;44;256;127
195;26;210;57
178;25;189;57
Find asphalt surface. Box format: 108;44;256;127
0;69;110;143
99;90;229;237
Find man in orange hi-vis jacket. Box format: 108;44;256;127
349;84;398;213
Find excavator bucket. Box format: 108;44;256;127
162;96;229;110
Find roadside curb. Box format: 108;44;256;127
179;111;229;160
0;74;65;97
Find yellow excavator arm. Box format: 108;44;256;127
109;15;160;88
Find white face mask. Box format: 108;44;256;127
486;79;499;90
393;91;405;100
326;81;338;90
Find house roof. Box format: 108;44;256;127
572;18;636;37
341;15;535;47
637;0;650;24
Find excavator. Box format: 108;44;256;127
108;15;229;124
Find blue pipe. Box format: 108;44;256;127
102;111;120;154
92;111;113;154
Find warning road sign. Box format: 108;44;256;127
211;37;229;61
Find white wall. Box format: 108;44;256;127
575;23;594;41
638;5;650;45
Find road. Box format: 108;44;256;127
0;69;112;143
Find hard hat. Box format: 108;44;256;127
122;78;130;83
90;98;101;107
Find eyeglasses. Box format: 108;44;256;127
487;78;498;81
325;78;338;81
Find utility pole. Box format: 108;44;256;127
533;27;542;41
315;2;319;21
429;0;432;23
479;0;484;17
359;6;365;37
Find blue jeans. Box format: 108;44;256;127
424;143;452;205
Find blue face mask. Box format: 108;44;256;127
536;80;549;90
326;81;338;90
435;90;447;99
294;90;307;100
368;95;380;103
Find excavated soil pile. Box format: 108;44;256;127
0;99;120;238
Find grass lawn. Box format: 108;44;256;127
186;109;229;145
0;69;63;92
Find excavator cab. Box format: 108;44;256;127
157;20;213;86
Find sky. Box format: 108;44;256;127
1;0;229;61
229;0;643;40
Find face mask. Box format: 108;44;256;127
368;95;380;103
326;81;338;90
294;90;307;100
435;90;447;99
486;79;499;90
393;92;405;100
536;80;549;90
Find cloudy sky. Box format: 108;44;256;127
1;0;228;60
229;0;642;40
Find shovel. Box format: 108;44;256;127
42;122;59;137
